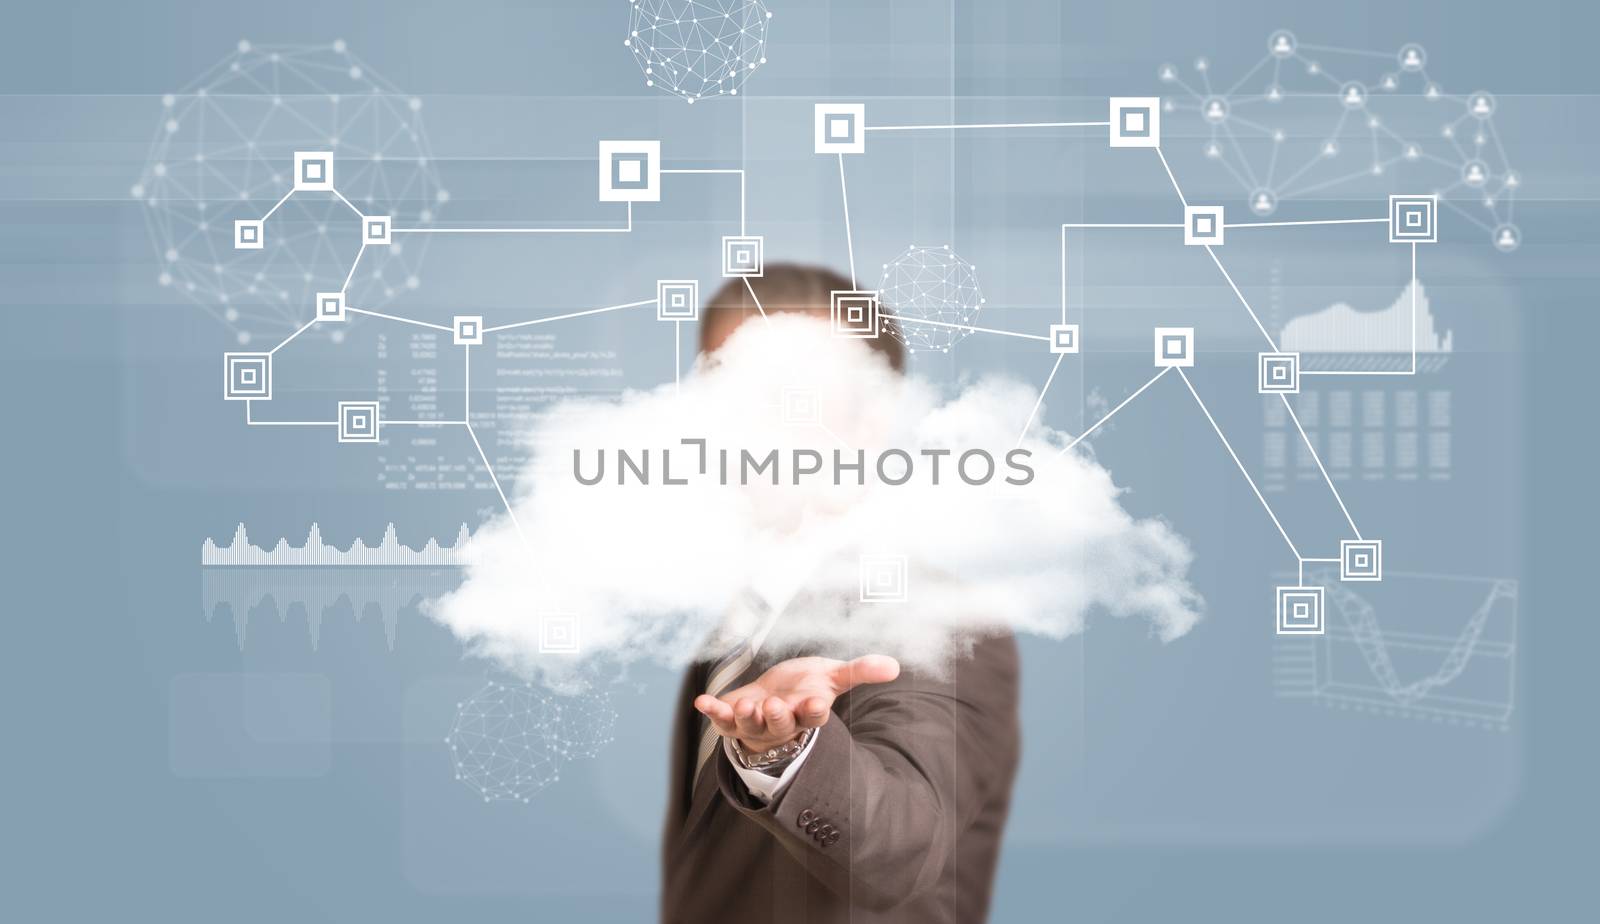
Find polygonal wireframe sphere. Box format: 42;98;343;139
624;0;774;103
133;41;446;344
878;245;987;354
444;680;618;803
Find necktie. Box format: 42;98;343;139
691;589;774;790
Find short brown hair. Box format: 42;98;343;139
699;263;906;372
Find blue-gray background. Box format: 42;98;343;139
2;1;1594;920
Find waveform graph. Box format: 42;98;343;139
200;523;470;650
1273;570;1516;730
1279;280;1451;374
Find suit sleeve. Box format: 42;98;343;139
713;634;1020;911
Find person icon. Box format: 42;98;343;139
1340;83;1365;109
1205;98;1226;122
1494;224;1520;251
1345;87;1362;105
1470;92;1495;118
1204;142;1221;159
1250;189;1277;215
1426;83;1441;100
1382;74;1398;91
1268;84;1282;101
1405;145;1419;160
1400;44;1426;72
1464;161;1488;186
1159;64;1176;82
1322;140;1339;157
1270;31;1295;57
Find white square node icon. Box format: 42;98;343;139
1340;539;1383;582
234;219;264;250
859;554;909;604
781;386;820;425
1049;323;1080;354
1257;352;1299;394
316;291;346;321
337;401;380;443
1389;194;1437;243
831;290;880;339
453;316;483;346
1184;205;1225;246
598;140;661;202
1109;97;1161;148
814;103;866;154
656;280;700;321
1276;586;1325;635
721;235;764;277
223;353;271;401
293;151;334;192
1153;327;1194;367
538;614;581;654
364;215;391;245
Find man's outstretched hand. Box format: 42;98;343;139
693;655;901;754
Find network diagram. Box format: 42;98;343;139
135;41;446;343
201;23;1520;638
216;94;1441;639
1159;31;1522;251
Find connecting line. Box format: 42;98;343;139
1277;394;1363;540
1202;245;1280;352
342;242;367;292
1223;218;1388;229
392;202;633;234
674;320;682;398
269;317;318;355
463;342;470;424
466;422;529;550
331;188;364;220
1176;368;1299;560
837;153;857;288
878;311;1050;343
1060;222;1183;229
863;120;1109;132
1154;147;1189;209
346;307;453;332
260;188;295;222
1016;354;1065;448
245;401;335;427
741;277;771;327
483;297;657;334
1058;367;1170;453
386;420;466;426
661;168;746;236
1059;225;1066;324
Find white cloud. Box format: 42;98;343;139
427;315;1201;678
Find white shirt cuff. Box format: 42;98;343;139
722;729;819;804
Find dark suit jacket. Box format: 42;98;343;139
661;633;1021;922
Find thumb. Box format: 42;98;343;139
828;655;901;693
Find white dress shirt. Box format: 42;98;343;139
722;728;820;803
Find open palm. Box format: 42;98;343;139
694;655;901;752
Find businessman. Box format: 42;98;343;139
661;265;1022;923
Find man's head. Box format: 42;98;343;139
700;264;906;373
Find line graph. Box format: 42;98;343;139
1273;569;1516;729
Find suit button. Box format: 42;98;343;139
823;831;840;847
805;821;821;835
818;824;835;839
797;810;816;827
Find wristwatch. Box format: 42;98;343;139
730;727;816;773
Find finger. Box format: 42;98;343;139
762;696;797;739
733;696;766;740
795;695;832;729
693;695;738;737
828;654;901;693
